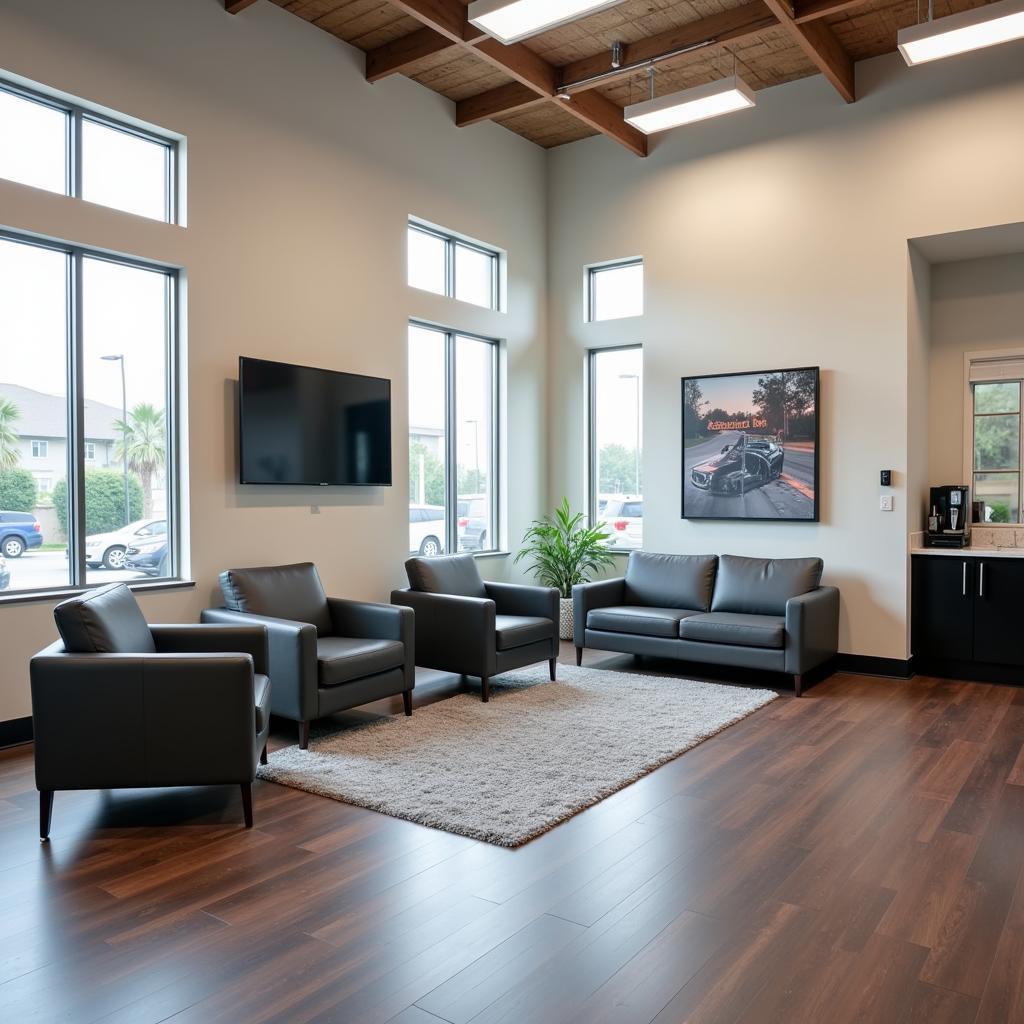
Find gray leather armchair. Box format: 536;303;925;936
31;583;270;839
392;554;558;702
203;562;414;748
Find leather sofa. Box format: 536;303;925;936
392;554;558;702
573;552;839;696
31;583;271;838
203;562;414;748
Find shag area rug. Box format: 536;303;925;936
258;664;777;847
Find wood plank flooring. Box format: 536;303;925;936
1;646;1023;1023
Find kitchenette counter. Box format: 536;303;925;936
911;544;1024;558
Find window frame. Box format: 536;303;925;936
407;221;501;311
84;441;96;462
408;320;501;557
586;257;644;324
969;378;1024;524
587;344;643;544
0;227;183;600
30;440;48;459
0;78;179;224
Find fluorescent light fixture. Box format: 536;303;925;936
624;75;755;135
898;0;1024;65
468;0;628;45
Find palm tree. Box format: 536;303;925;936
114;403;166;517
0;398;21;470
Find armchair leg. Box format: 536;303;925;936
549;657;557;682
403;690;413;717
481;676;490;703
575;646;583;667
240;783;253;828
39;790;54;842
299;721;310;750
794;674;803;698
260;744;268;766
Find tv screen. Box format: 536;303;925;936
239;357;392;486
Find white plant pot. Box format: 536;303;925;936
558;597;574;641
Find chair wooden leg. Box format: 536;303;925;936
299;721;310;750
240;783;253;828
259;744;268;766
481;676;490;703
403;690;413;717
39;790;54;842
794;674;804;698
575;646;583;666
549;657;557;682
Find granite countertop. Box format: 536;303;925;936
910;528;1024;557
910;545;1024;558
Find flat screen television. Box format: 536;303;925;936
239;357;392;486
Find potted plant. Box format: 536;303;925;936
515;498;616;640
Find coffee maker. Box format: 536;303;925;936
926;485;971;548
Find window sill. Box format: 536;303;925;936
473;550;510;560
0;578;196;607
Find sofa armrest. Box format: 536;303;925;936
485;581;559;622
328;598;415;691
202;608;318;722
151;623;269;675
391;589;496;678
785;586;840;675
572;577;626;646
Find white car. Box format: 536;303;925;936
599;495;643;550
85;518;167;570
409;504;446;557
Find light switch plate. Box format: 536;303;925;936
311;505;321;515
880;495;894;512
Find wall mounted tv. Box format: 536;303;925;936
238;356;392;486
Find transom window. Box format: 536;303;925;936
587;259;644;322
407;220;501;310
0;79;178;223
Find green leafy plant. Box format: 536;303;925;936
53;470;142;537
0;397;21;470
515;497;615;599
114;403;166;518
0;468;37;512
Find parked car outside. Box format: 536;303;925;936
0;555;9;591
599;495;643;550
0;511;44;558
458;494;490;552
124;537;168;577
84;518;166;570
409;504;446;556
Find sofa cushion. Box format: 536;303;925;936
53;583;156;654
405;554;487;599
253;673;271;734
495;615;553;651
588;605;701;639
679;612;786;649
711;555;823;616
624;552;718;612
219;562;333;636
317;637;406;687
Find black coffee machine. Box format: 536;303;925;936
926;485;971;548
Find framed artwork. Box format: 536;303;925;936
681;366;820;522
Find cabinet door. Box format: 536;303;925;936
973;558;1024;666
912;556;975;661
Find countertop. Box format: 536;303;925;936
910;544;1024;558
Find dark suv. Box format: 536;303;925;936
0;511;44;558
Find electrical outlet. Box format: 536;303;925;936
311;505;320;515
880;495;894;512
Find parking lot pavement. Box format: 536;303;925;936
2;551;144;593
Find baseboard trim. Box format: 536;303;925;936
834;654;915;679
913;658;1024;685
0;716;32;749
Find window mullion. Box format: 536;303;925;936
68;250;87;587
445;331;458;554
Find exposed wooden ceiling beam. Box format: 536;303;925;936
366;26;453;83
386;0;487;45
456;82;545;127
761;0;855;101
224;0;259;12
793;0;870;22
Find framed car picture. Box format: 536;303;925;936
681;366;820;522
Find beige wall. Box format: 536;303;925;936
0;0;549;722
928;253;1024;488
546;47;1024;661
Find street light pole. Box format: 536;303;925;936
619;373;640;495
102;354;129;526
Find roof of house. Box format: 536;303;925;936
0;383;121;442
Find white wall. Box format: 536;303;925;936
928;253;1024;487
0;0;549;722
547;46;1024;661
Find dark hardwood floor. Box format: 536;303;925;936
2;645;1024;1023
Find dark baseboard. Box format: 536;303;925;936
912;658;1024;685
834;654;915;679
0;716;32;749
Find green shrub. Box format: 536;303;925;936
0;468;38;513
53;470;143;537
988;500;1011;524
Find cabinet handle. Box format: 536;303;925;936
979;562;985;597
963;561;967;596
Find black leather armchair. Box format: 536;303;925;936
30;584;271;839
392;554;558;702
203;562;414;749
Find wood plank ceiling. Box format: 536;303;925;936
230;0;994;155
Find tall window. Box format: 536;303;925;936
589;347;643;550
972;378;1022;523
587;259;644;322
0;80;178;223
407;221;501;310
408;323;498;557
0;232;178;595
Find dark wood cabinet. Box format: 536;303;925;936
972;558;1024;667
911;555;975;662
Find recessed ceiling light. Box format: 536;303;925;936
898;0;1024;65
468;0;629;46
624;75;756;135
